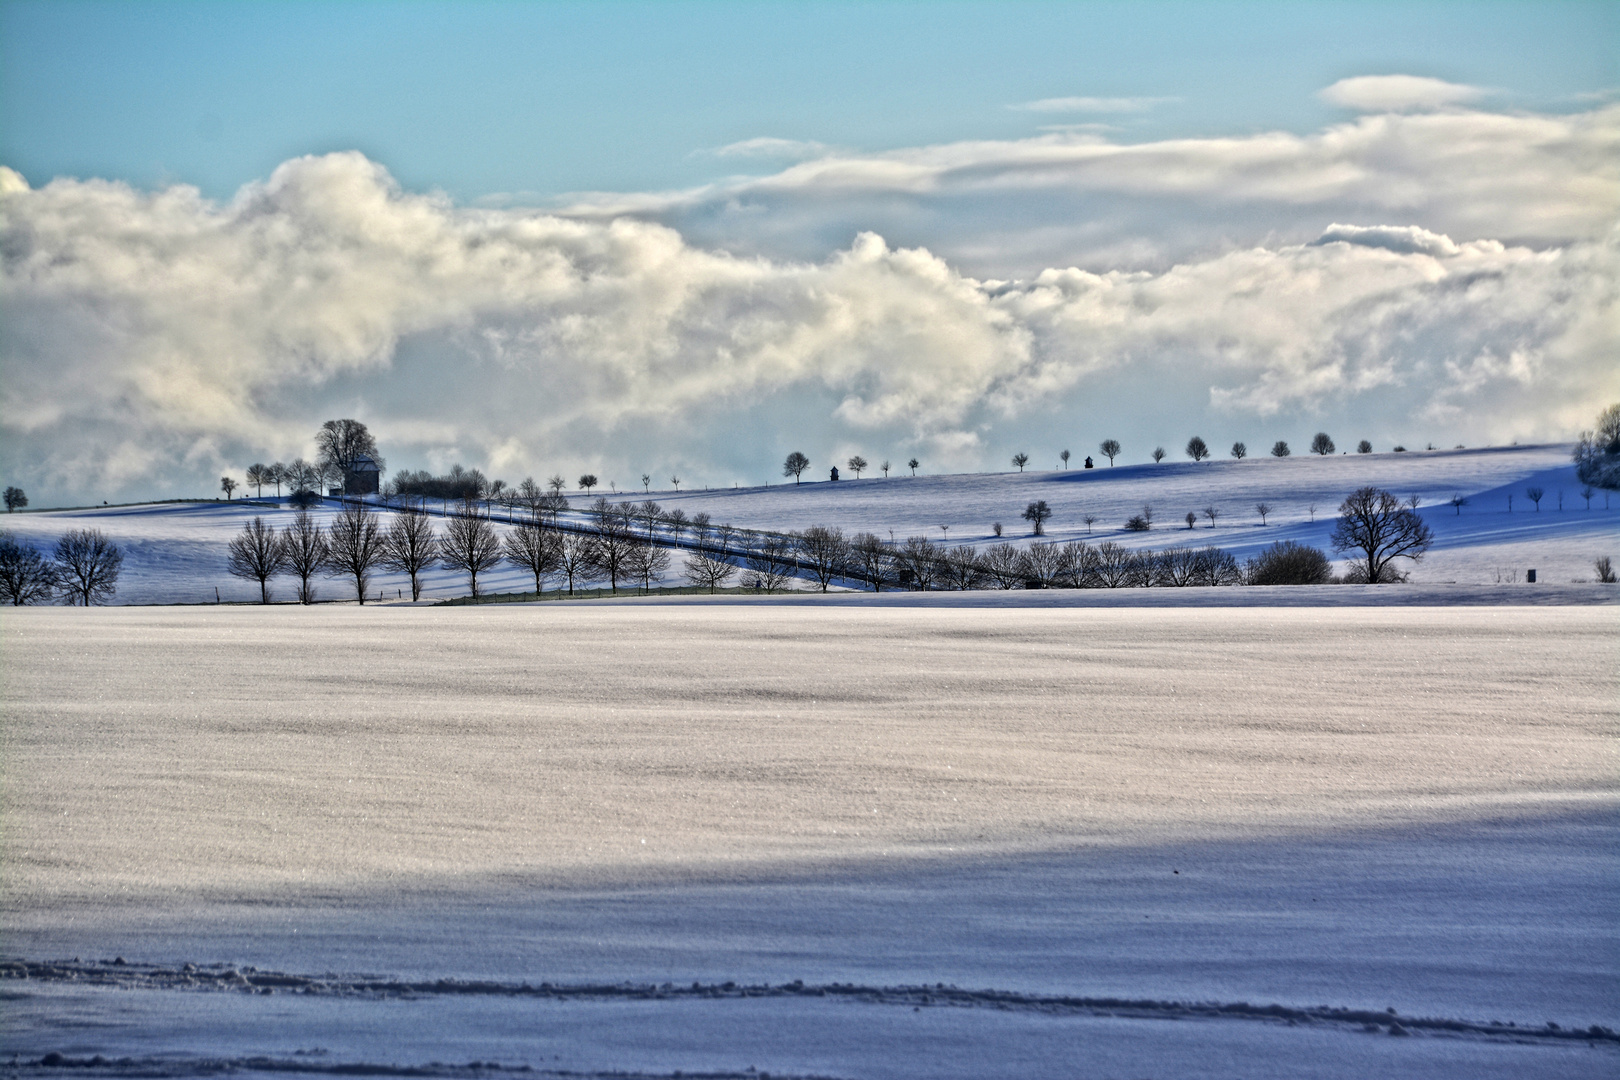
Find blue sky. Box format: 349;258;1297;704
1;2;1616;503
4;1;1612;201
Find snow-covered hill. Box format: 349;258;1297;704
2;443;1613;604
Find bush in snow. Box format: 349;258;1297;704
1244;541;1334;585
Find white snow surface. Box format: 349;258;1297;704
2;603;1616;1077
0;443;1614;605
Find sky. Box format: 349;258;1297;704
1;1;1616;504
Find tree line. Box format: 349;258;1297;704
0;528;124;605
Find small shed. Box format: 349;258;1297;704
344;454;382;495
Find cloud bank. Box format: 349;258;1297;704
1;84;1616;504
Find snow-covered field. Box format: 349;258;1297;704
3;603;1616;1077
0;444;1614;605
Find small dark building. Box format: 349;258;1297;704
1084;456;1094;469
344;454;382;496
829;466;840;481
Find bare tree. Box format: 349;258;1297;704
1357;440;1373;454
1011;452;1030;472
1245;541;1334;585
1151;447;1166;463
683;550;737;593
0;531;58;604
315;419;384;479
1021;500;1053;536
281;510;329;604
663;507;689;541
796;525;850;592
4;486;27;512
1254;502;1271;525
585;498;640;593
1099;439;1121;466
641;473;652;493
221;477;238;500
555;530;599;595
1021;542;1066;588
881;460;891;477
438;500;502;599
547;474;567;496
1203;505;1220;528
285;458;322;504
1090;541;1143;588
625;538;673;592
671;475;681;492
979;542;1025;589
245;464;268;497
1185;436;1210;461
744;533;797;592
783;452;811;485
847;455;868;478
1060;449;1071;469
1573;403;1620;490
1581;485;1595;509
502;519;558;596
1330;487;1434;583
1596;556;1617;584
327;501;387;602
1270;440;1290;457
849;532;892;591
893;535;939;590
1230;442;1247;459
1082;513;1097;534
1185;511;1198;529
268;462;288;496
1310;432;1336;455
1449;494;1469;515
635;500;664;539
908;457;920;475
1526;486;1545;511
689;511;712;548
53;528;123;605
227;517;286;603
375;507;434;601
578;474;598;495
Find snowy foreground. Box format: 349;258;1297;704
0;443;1614;605
2;602;1616;1078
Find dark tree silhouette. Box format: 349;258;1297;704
744;534;797;592
1244;541;1334;585
383;505;439;601
0;531;58;604
4;486;26;512
1099;439;1121;465
908;457;920;475
315;419;384;478
1011;453;1030;472
327;501;386;602
556;530;600;595
849;532;891;591
1357;440;1373;454
1311;432;1336;456
1021;500;1053;536
1526;486;1545;511
220;477;237;500
1060;449;1071;469
578;474;598;495
683;551;737;593
796;525;850;591
783;452;811;485
1271;440;1290;457
281;509;330;604
1151;447;1166;463
1254;502;1272;525
439;500;502;599
1185;436;1210;461
1230;442;1247;459
1573;403;1620;489
1449;494;1469;515
227;517;286;603
54;528;123;605
847;455;868;478
1330;487;1434;583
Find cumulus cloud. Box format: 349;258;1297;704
2;148;1614;504
1319;75;1486;112
4;85;1617;503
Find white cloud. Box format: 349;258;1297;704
1009;96;1176;114
707;137;832;161
4;85;1616;503
1319;75;1485;112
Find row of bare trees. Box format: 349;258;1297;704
0;528;124;605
